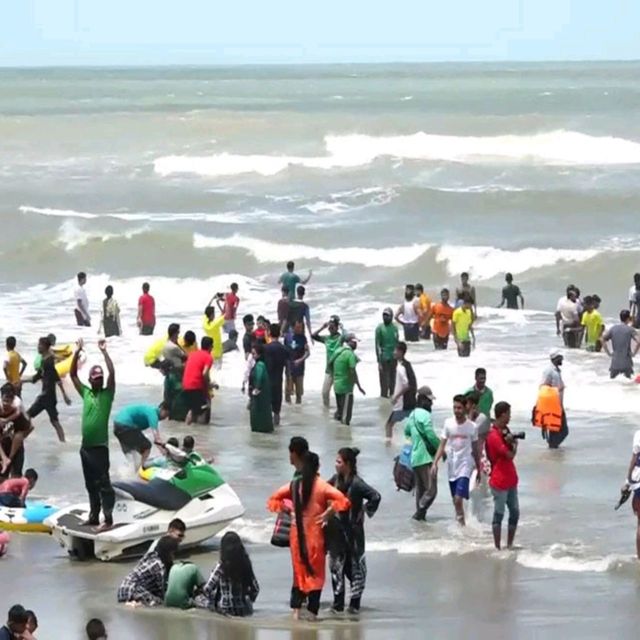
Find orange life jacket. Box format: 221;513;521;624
532;385;562;432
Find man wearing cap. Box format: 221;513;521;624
540;350;568;448
404;386;439;521
312;316;343;409
70;338;116;531
375;308;399;398
329;333;365;426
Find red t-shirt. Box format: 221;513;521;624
224;293;239;320
138;293;156;326
182;350;213;391
485;425;518;490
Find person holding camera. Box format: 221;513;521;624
485;401;520;550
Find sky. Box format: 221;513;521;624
1;0;639;66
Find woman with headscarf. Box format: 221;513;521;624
267;451;350;620
327;447;380;614
100;285;121;338
117;535;178;606
249;343;273;433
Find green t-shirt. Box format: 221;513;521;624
164;562;205;608
80;384;115;448
332;347;357;395
318;334;342;373
466;385;494;418
280;272;301;301
375;322;399;362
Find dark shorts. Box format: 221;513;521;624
387;410;411;425
610;368;633;379
140;324;155;336
114;424;152;454
4;413;31;434
183;389;208;417
457;341;471;357
28;394;58;422
433;334;449;350
449;477;471;500
74;309;91;327
403;323;420;342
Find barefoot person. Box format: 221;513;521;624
70;339;116;531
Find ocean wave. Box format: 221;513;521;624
299;186;397;214
193;233;431;268
56;220;150;251
515;544;627;573
153;130;640;178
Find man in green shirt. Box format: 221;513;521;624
165;561;205;608
375;307;399;398
312;315;343;408
466;367;493;419
329;333;365;426
70;338;116;531
278;260;312;302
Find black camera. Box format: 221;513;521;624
502;428;525;441
216;292;225;299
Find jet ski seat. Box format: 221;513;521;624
113;479;191;511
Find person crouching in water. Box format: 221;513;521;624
267;451;350;621
196;531;259;616
327;447;380;615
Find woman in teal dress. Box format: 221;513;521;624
249;344;273;433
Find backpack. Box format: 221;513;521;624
393;443;415;492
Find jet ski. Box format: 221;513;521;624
45;455;244;561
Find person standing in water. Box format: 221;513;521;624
267;451;350;621
456;272;477;316
70;338;116;531
203;299;226;370
466;367;493;419
277;287;290;334
279;261;312;303
555;286;581;348
541;350;569;449
137;282;156;336
622;428;640;558
375;308;399;399
384;342;416;440
452;295;475;357
25;335;71;443
395;285;420;342
327;447;381;614
3;337;27;394
312;316;343;409
485;401;520;550
249;344;273;433
628;273;640;315
580;295;604;352
100;286;121;338
431;288;454;350
74;271;91;327
219;283;240;335
285;320;310;405
601;310;640;379
182;337;214;426
404;386;440;521
432;395;482;526
264;324;290;426
289;436;309;479
415;284;432;340
330;334;365;427
498;273;524;310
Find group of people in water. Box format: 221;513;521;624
2;262;640;629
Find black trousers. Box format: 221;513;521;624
271;380;283;415
335;393;354;426
80;446;115;524
290;587;321;615
378;359;396;398
545;411;569;449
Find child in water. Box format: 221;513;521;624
197;531;259;616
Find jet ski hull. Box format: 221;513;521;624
45;483;244;561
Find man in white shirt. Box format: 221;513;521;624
555;285;580;348
623;429;640;558
74;271;91;327
384;342;416;439
432;394;482;525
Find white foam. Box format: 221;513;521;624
55;220;150;251
436;244;599;280
193;233;431;268
153;130;640;178
299;186;396;215
515;544;623;573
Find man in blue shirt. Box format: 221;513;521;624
113;402;169;466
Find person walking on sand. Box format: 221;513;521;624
137;282;156;336
70;338;116;531
279;261;312;303
375;308;399;398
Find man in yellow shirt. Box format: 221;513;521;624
203;299;226;369
580;295;604;352
3;337;27;394
415;283;432;340
452;296;475;358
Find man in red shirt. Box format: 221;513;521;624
485;401;520;550
218;283;240;335
182;337;214;426
137;282;156;336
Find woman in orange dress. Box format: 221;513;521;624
267;451;350;620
